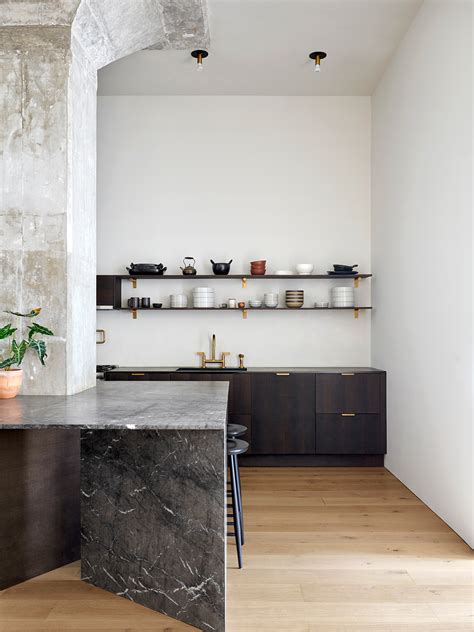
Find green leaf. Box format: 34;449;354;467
0;324;16;340
28;323;54;339
0;356;15;370
5;308;41;318
11;339;28;366
29;339;47;365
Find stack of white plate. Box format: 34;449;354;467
193;287;215;308
264;293;279;308
170;293;188;308
331;286;354;308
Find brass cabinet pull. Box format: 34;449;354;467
341;372;354;376
341;413;356;417
276;372;290;376
96;329;106;344
131;373;145;376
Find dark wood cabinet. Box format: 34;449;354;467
106;371;170;381
251;373;315;455
316;373;382;413
103;368;386;463
316;414;385;454
97;275;122;309
170;372;251;415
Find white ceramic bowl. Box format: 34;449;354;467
295;264;314;275
315;301;329;308
249;300;262;308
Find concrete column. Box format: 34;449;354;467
0;0;208;394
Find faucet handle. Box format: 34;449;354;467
221;351;230;368
197;351;206;368
238;353;245;369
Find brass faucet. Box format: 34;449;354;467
197;334;230;369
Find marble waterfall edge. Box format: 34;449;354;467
81;428;226;631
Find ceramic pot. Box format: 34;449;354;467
0;368;23;399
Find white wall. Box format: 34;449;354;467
97;96;371;368
372;1;473;546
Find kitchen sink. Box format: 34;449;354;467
175;367;247;373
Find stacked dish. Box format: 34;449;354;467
264;293;279;308
170;293;188;308
249;300;262;308
331;286;354;308
193;287;215;308
250;260;266;275
275;270;293;276
286;290;304;308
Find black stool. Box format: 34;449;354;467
227;423;247;438
227;438;248;569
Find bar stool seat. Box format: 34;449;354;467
227;438;249;569
227;423;247;438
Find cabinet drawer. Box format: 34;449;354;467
316;373;382;413
316;413;386;454
105;372;169;381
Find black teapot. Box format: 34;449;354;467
211;259;232;275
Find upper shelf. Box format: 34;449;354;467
116;274;372;280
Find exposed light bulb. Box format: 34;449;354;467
197;60;203;72
314;62;320;73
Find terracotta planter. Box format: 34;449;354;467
0;369;23;399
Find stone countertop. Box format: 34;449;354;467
105;366;385;374
0;382;229;430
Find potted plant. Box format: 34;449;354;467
0;309;54;399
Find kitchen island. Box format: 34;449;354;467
0;381;229;632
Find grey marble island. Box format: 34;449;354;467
0;381;229;632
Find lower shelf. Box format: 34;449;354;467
98;306;372;319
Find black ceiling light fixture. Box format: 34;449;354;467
191;49;209;72
309;51;327;73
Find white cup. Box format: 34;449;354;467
228;298;237;308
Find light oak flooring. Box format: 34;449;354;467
1;467;472;631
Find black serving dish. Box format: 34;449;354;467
333;264;358;272
126;263;167;275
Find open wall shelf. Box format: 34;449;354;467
97;274;372;319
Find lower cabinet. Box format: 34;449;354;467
251;373;315;455
316;414;385;454
104;369;386;460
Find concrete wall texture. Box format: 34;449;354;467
0;0;208;394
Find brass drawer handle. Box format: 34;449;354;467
276;372;290;376
131;373;145;376
341;413;356;417
341;372;354;376
96;329;106;344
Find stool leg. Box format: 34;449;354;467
229;454;243;569
232;453;245;546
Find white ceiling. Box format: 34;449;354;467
98;0;422;96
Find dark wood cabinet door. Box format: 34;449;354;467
316;373;382;413
169;373;250;414
251;373;315;454
316;414;385;454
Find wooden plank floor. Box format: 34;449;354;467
1;467;472;631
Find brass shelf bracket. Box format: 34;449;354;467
353;308;360;319
132;309;137;319
353;277;359;289
242;309;248;320
242;277;247;289
130;277;137;289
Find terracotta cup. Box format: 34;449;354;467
0;369;23;399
